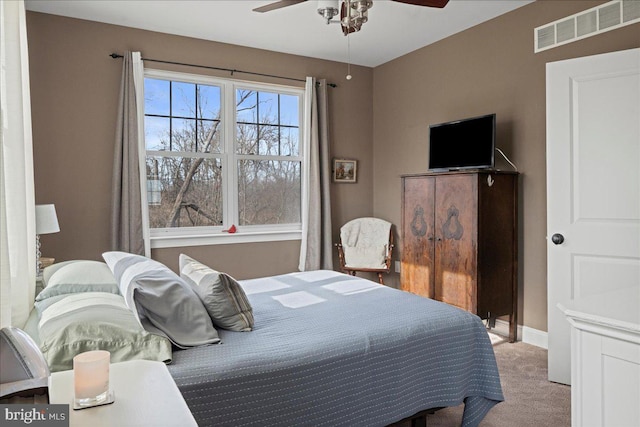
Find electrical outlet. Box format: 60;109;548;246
395;261;401;273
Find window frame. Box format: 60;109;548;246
141;69;306;249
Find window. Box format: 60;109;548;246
142;70;305;248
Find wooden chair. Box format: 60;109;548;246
335;217;394;285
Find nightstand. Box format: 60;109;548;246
49;360;197;427
39;257;55;270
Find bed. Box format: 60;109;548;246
168;270;503;427
25;259;503;427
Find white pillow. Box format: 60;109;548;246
42;260;78;285
102;251;220;348
36;260;120;301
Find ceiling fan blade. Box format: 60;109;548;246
252;0;307;13
391;0;450;8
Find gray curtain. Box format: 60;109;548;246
299;78;333;271
110;51;144;255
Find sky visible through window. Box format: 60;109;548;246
144;78;222;152
143;76;303;230
144;78;300;153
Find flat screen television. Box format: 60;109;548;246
428;113;496;171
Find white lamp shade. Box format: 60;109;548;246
35;204;60;235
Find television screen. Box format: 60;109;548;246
428;114;495;171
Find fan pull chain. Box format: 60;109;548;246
346;32;352;80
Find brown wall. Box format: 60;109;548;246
27;12;374;278
372;1;640;331
27;2;640;331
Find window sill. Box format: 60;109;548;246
150;229;302;249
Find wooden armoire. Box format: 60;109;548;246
400;171;518;342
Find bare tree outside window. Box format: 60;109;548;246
144;76;302;231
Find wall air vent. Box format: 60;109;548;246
534;0;640;53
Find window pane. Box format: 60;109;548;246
197;85;221;120
237;90;257;123
259;125;280;155
145;116;170;151
258;91;278;125
197;120;221;153
147;156;223;228
236;123;258;155
144;78;170;116
280;127;299;156
171;118;197;152
171;81;196;118
280;94;299;126
237;160;301;226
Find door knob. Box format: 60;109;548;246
551;233;564;245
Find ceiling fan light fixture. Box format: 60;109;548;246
255;0;449;37
351;0;373;13
317;0;339;24
340;0;372;34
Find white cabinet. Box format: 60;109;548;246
560;286;640;427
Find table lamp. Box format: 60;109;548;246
35;204;60;276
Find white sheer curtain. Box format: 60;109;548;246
110;51;150;257
299;77;333;271
1;0;37;328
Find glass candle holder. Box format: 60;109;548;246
73;350;110;408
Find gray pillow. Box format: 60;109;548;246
36;260;120;301
38;292;172;372
102;251;220;348
179;254;254;332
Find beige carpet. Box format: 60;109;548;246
426;333;571;427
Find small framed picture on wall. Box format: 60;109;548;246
333;159;357;183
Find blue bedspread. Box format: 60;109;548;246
168;270;503;426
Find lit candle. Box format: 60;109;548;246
73;350;110;407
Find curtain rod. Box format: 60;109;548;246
109;53;337;88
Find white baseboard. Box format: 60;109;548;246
492;319;548;349
521;325;548;349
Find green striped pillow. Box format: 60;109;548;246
179;254;254;332
38;292;172;372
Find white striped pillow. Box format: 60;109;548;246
103;251;220;348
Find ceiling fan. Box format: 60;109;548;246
253;0;449;36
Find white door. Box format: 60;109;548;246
546;48;640;385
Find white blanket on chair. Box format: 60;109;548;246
341;218;391;269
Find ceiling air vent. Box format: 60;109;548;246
576;11;598;37
534;0;640;53
599;2;621;29
536;24;555;50
624;0;640;22
556;18;576;43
